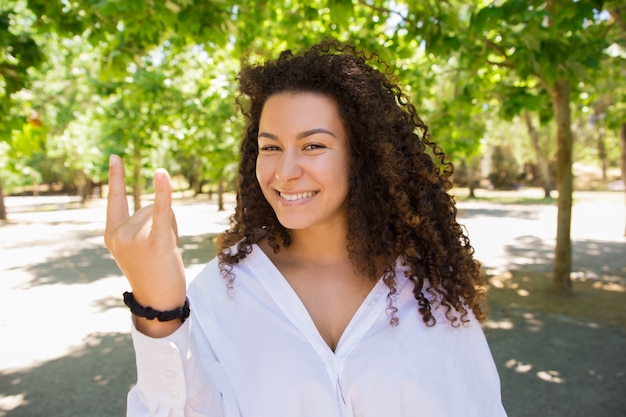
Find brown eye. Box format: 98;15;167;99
259;145;281;151
304;143;326;150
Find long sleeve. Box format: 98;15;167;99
127;318;228;417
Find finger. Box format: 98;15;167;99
106;155;130;230
172;212;179;246
151;168;174;237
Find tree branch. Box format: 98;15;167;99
485;59;516;70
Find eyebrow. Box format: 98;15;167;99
258;128;337;140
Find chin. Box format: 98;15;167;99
277;221;308;231
275;216;312;231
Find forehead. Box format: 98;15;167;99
259;92;345;133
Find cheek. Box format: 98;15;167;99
333;156;351;186
255;159;273;194
256;157;266;183
255;160;262;185
318;158;350;197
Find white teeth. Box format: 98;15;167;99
280;191;316;201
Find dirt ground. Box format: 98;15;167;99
0;189;625;417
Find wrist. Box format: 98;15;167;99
133;315;185;338
123;291;190;323
128;286;187;313
123;291;190;338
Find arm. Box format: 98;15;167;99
104;156;231;416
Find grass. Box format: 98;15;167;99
486;270;626;328
453;187;557;205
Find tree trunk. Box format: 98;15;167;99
598;131;607;180
465;160;478;199
549;79;573;293
133;148;142;212
524;111;553;198
593;100;609;180
217;176;225;211
191;159;202;197
468;182;477;198
0;179;7;220
619;123;626;236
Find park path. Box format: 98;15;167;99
0;190;624;417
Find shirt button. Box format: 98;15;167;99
169;391;180;399
164;370;177;378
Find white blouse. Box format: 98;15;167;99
128;244;507;417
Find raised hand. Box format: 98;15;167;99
104;155;187;336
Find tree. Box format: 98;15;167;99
523;111;554;197
621;124;626;236
167;43;241;209
9;0;624;253
460;0;620;293
10;1;486;207
97;56;190;212
488;145;520;189
0;4;44;219
21;31;113;202
355;0;619;292
604;3;626;236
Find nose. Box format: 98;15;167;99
274;148;303;182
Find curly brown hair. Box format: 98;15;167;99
216;39;486;327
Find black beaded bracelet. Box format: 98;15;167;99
123;291;190;323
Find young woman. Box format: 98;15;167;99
105;39;507;417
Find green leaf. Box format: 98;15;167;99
329;0;353;27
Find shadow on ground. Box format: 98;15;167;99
3;198;625;417
0;333;135;417
486;304;626;417
458;206;545;220
19;234;218;289
501;237;626;279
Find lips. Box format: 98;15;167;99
278;191;318;201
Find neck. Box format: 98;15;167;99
286;224;350;266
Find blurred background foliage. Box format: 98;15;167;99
1;0;624;291
0;0;624;208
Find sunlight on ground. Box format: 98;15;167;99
505;359;533;373
488;273;532;297
521;312;544;332
487;270;626;327
483;319;515;330
0;393;27;415
505;359;566;384
536;370;565;384
592;281;625;293
488;271;519;289
0;277;130;370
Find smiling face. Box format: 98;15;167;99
256;92;350;234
